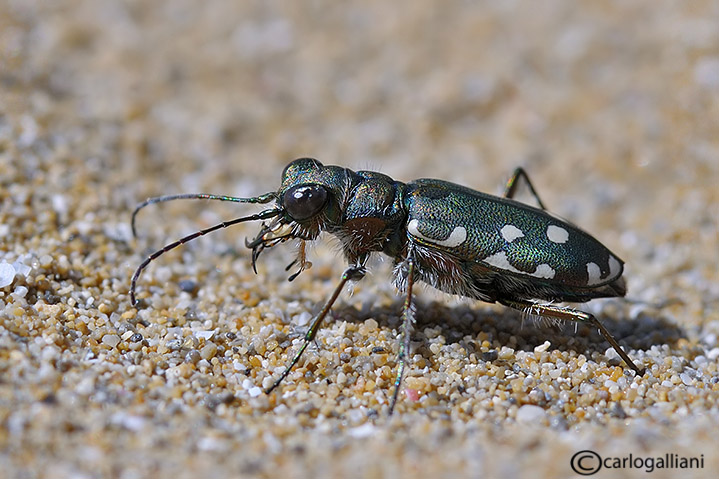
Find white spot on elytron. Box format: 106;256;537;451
586;262;602;285
533;264;556;279
483;252;556;279
500;224;524;243
608;255;621;279
546;225;569;244
483;251;522;273
407;219;467;248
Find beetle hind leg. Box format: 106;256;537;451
503;167;548;210
499;299;645;376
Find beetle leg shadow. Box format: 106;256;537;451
330;298;684;368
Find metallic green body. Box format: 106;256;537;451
403;179;625;303
271;158;625;305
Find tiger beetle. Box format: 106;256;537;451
130;158;645;414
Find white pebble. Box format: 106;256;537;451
295;312;312;326
197;436;227;452
348;423;375;438
196;359;211;369
262;376;275;390
102;334;121;348
13;261;31;277
111;412;146;432
13;285;28;298
39;255;53;268
499;347;515;360
347;409;365;424
534;341;551;354
195;330;215;340
52;194;68;216
248;387;262;397
76;376;95;395
680;373;693;386
516;404;547;423
0;262;15;287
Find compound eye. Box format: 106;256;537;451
283;185;328;221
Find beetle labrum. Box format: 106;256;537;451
131;158;644;413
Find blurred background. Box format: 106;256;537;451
1;1;718;478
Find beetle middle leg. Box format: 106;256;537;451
503;167;548;210
499;299;645;375
265;264;366;395
389;255;416;415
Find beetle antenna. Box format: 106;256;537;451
132;192;276;238
130;208;280;306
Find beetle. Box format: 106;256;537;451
130;158;644;414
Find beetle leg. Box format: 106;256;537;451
265;264;366;395
287;240;312;282
503;167;548;210
499;299;645;375
389;254;416;415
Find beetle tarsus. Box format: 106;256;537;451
499;299;644;376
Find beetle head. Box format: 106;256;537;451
245;158;350;269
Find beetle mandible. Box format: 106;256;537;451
131;158;644;414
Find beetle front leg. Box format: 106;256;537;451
499;299;645;375
286;240;313;282
503;167;548;210
265;264;367;395
389;253;416;415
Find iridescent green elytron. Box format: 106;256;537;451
131;158;645;414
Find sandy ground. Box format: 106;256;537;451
1;1;718;478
